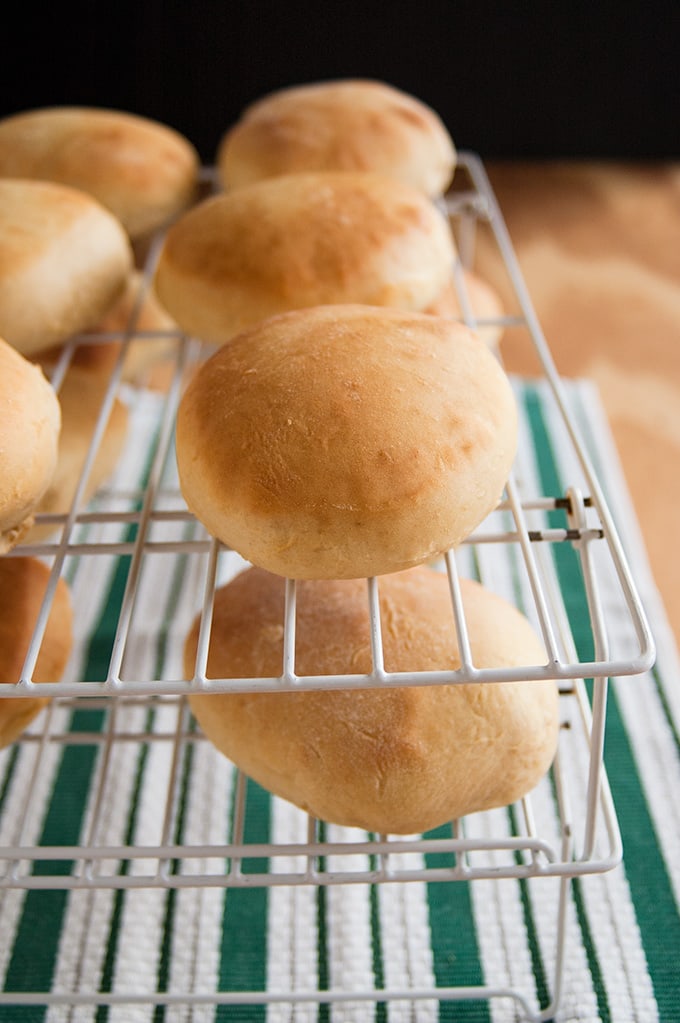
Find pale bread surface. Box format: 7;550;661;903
186;566;559;834
217;79;456;197
0;106;200;238
154;171;456;345
175;305;517;579
0;338;61;552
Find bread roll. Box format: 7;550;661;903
0;179;133;357
425;268;505;349
185;566;559;834
175;305;518;579
0;557;73;748
217;79;456;198
0;106;200;239
22;366;129;544
0;338;61;553
38;271;180;386
154;171;456;345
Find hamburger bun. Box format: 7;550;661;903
0;338;61;553
425;268;506;349
0;106;200;239
154;171;456;345
0;556;73;748
175;305;517;579
22;366;129;544
0;178;132;357
185;566;560;835
38;270;180;386
217;79;456;198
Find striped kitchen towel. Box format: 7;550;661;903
0;376;677;1023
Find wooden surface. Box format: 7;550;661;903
476;160;680;650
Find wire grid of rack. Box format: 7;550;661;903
0;153;656;1019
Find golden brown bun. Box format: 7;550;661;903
0;338;61;553
22;367;129;544
217;79;456;198
0;557;73;748
0;106;200;238
38;271;180;386
425;268;505;349
186;566;559;834
154;171;456;345
0;179;133;357
176;305;518;579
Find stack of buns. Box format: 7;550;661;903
0;106;194;744
0;84;557;832
166;80;557;833
213;77;505;349
0;106;197;546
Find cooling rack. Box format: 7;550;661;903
0;153;656;1020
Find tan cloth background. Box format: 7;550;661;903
473;161;680;651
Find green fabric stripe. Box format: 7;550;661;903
523;390;594;664
525;389;611;1022
0;553;130;1021
154;739;194;1020
316;821;330;1022
0;746;19;818
425;825;490;1023
525;386;680;1021
369;851;386;1021
216;777;270;1022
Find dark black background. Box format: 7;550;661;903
2;1;677;164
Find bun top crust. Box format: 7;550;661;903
0;337;61;552
175;305;518;579
217;79;456;197
154;171;456;345
0;178;133;356
0;106;200;238
185;566;559;834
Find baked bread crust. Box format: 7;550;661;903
186;566;559;834
0;338;61;552
154;171;456;344
0;106;200;238
175;304;517;579
217;79;456;197
0;179;132;357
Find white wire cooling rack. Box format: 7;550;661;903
0;153;656;1020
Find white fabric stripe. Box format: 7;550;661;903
164;741;234;1023
266;801;318;1022
325;825;375;1022
377;850;437;1022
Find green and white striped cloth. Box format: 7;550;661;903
0;376;677;1022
